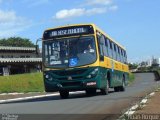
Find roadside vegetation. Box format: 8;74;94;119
0;73;44;93
128;72;135;85
0;72;134;93
0;37;35;47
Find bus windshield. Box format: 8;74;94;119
43;36;96;68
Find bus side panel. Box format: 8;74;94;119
99;56;129;88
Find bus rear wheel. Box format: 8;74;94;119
114;76;125;92
59;90;69;99
114;87;120;92
120;78;125;91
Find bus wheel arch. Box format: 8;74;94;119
100;71;110;95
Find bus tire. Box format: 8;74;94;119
59;90;69;99
86;89;96;96
114;87;120;92
120;77;125;92
120;81;125;91
114;76;125;92
101;80;109;95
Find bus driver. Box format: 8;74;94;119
84;44;95;53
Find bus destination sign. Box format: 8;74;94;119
43;25;94;39
50;28;86;37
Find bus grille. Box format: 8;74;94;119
58;76;83;81
53;69;87;76
61;82;82;87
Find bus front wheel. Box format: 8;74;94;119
101;80;109;95
59;90;69;99
86;89;96;96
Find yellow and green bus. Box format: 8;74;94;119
42;24;129;98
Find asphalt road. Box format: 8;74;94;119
0;73;159;120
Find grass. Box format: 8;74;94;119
0;71;135;93
128;72;135;85
0;72;44;93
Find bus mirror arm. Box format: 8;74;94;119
36;38;42;54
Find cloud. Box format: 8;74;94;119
0;10;32;37
54;8;85;20
22;0;50;7
84;0;113;6
54;6;117;20
108;5;118;11
53;0;118;20
86;7;107;15
0;10;17;23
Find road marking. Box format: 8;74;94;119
130;104;138;111
140;99;147;104
125;111;135;116
118;91;156;120
0;91;85;104
149;92;155;96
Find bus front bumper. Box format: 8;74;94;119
44;80;97;92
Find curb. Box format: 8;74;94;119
0;92;43;96
0;91;85;104
118;91;156;120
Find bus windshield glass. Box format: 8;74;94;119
43;36;96;68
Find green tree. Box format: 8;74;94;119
0;37;35;47
129;63;138;70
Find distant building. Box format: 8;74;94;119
146;59;152;67
151;57;160;67
0;46;42;76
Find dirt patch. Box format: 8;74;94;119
135;91;160;114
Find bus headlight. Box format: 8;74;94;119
86;68;99;78
45;74;53;81
86;75;92;79
45;75;49;79
91;68;98;75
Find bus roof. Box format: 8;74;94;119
45;23;126;50
92;24;126;50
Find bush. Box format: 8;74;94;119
0;73;44;93
128;72;135;84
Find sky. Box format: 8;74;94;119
0;0;160;62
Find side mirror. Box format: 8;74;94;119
36;45;39;54
100;55;104;61
36;38;42;54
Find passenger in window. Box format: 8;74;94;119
84;44;95;53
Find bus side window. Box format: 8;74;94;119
121;49;124;63
114;44;118;61
112;43;116;60
124;50;127;64
97;34;105;59
116;45;120;62
104;36;109;57
118;47;121;62
109;40;113;59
